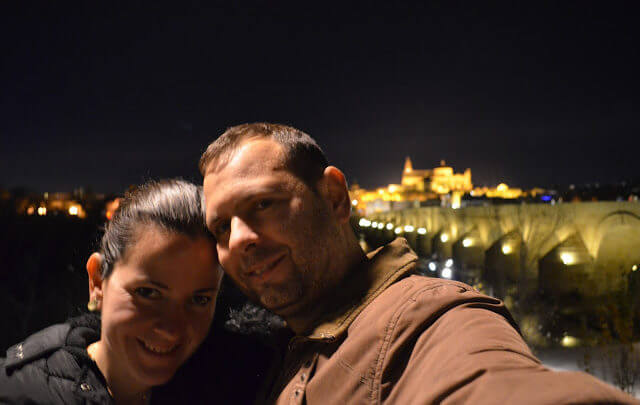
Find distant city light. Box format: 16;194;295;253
404;225;415;232
68;206;79;216
561;335;579;348
26;206;35;215
377;222;384;229
105;198;121;221
386;223;394;230
358;218;371;227
632;264;638;272
371;221;378;228
441;268;453;279
428;262;437;272
501;244;513;255
37;206;47;216
445;258;453;268
352;199;358;206
462;238;473;247
541;195;552;202
440;233;449;243
394;227;403;234
417;228;427;235
560;252;576;266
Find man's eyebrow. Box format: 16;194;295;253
207;214;221;225
238;181;289;196
205;181;291;228
211;187;289;218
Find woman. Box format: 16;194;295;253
0;179;223;404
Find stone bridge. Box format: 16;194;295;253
356;202;640;298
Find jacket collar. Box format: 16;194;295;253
301;238;417;341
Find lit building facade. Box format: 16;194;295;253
471;183;523;199
401;158;472;195
351;158;473;215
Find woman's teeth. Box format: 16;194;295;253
142;340;175;354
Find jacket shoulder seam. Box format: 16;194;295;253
369;280;470;404
4;323;71;370
369;281;425;404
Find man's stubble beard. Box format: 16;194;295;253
262;196;341;317
258;278;303;314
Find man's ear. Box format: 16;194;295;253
321;166;351;224
86;252;104;310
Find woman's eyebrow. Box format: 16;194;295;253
193;287;218;294
149;280;169;289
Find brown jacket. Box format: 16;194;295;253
264;238;638;404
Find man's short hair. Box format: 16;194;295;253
199;123;329;188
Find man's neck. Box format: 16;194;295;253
285;239;366;335
285;238;418;338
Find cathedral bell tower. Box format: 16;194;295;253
404;156;413;174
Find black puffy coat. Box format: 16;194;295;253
0;314;113;404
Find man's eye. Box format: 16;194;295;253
256;199;274;210
191;295;212;307
214;221;230;236
134;287;161;299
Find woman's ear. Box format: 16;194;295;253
86;252;104;310
321;166;351;224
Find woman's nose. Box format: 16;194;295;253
152;306;188;341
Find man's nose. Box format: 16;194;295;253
228;216;259;253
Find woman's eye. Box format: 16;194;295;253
192;295;212;306
134;287;161;299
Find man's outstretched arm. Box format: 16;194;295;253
379;283;638;404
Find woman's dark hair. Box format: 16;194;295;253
99;179;214;278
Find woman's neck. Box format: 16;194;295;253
87;340;151;404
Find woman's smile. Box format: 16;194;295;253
137;338;180;356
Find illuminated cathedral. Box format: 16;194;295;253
350;158;473;215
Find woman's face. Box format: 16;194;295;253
98;225;222;390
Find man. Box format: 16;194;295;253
200;123;637;404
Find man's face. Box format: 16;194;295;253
203;139;337;316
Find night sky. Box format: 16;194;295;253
2;2;638;193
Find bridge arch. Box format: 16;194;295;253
483;230;522;299
538;233;594;297
592;211;640;293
